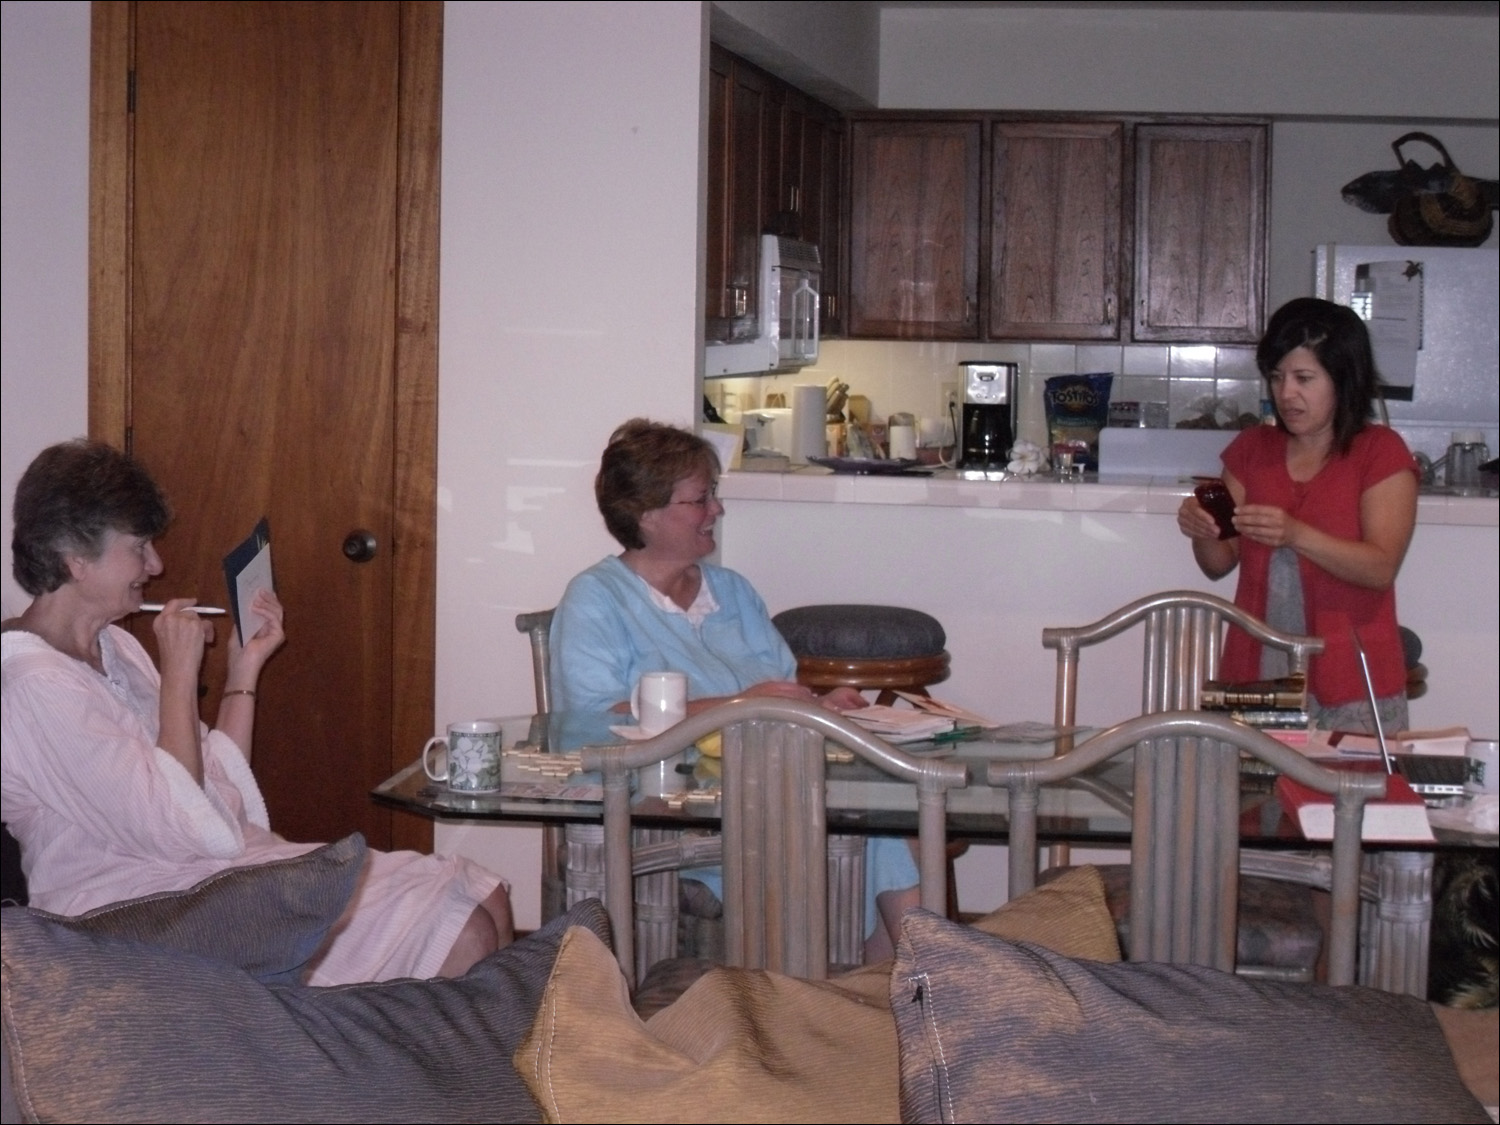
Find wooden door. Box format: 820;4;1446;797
1133;122;1267;343
848;119;981;339
990;120;1124;341
89;1;440;852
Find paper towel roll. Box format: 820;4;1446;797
791;384;826;463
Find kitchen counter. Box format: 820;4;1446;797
717;467;1499;738
720;467;1499;527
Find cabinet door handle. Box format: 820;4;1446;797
1104;296;1115;323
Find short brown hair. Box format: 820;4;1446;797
11;440;171;596
1257;298;1381;456
595;419;719;550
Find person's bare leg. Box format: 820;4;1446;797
436;886;513;977
863;885;921;963
480;884;514;949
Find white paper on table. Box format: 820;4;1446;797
844;705;955;742
890;691;996;728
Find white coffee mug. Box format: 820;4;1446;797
632;671;688;736
423;720;503;793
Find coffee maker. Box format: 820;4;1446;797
958;361;1016;469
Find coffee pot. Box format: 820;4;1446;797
958;361;1017;469
1444;429;1490;492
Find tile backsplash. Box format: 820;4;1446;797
710;339;1265;449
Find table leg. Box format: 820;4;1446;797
1362;850;1433;997
541;824;567;923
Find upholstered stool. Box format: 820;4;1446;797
772;604;950;705
1400;625;1428;700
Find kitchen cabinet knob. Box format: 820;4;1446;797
341;529;378;563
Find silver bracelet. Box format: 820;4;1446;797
222;688;257;700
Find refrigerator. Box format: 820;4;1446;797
1314;244;1498;461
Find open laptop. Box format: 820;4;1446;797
1354;635;1472;798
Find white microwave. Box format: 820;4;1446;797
705;234;821;377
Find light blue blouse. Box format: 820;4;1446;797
549;556;796;713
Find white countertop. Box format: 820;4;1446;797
720;467;1499;527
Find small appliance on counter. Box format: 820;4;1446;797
704;234;822;377
958;361;1016;469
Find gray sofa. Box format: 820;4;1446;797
3;838;1494;1124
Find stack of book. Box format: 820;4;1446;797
1200;674;1308;729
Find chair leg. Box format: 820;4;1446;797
828;834;865;967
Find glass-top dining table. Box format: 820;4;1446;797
372;710;1495;995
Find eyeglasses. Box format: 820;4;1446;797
670;484;719;509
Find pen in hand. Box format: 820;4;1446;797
139;603;228;616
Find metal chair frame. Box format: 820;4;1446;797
989;710;1385;986
581;698;968;988
1046;589;1324;749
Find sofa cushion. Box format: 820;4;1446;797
889;907;1491;1124
27;834;366;984
516;865;1120;1124
0;896;611;1124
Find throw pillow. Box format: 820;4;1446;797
25;834;366;983
890;908;1491;1124
516;864;1120;1123
0;896;612;1124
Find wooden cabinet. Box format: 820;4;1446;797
847;119;981;339
847;114;1266;343
779;93;846;335
1134;123;1267;343
706;47;774;342
990;120;1124;341
705;47;845;342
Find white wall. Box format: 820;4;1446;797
0;0;90;616
434;1;708;925
878;6;1499;120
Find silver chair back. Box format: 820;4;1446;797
1045;589;1323;748
581;698;968;988
989;710;1385;985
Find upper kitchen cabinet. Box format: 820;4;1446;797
848;119;982;339
705;47;846;343
1134;123;1267;343
772;83;846;335
845;114;1267;343
706;47;772;342
989;120;1124;341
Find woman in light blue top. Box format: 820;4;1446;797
551;419;917;959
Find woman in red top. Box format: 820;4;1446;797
1178;298;1419;733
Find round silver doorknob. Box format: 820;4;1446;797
342;529;378;563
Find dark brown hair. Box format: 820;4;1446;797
11;440;171;596
1257;297;1381;455
595;419;719;550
